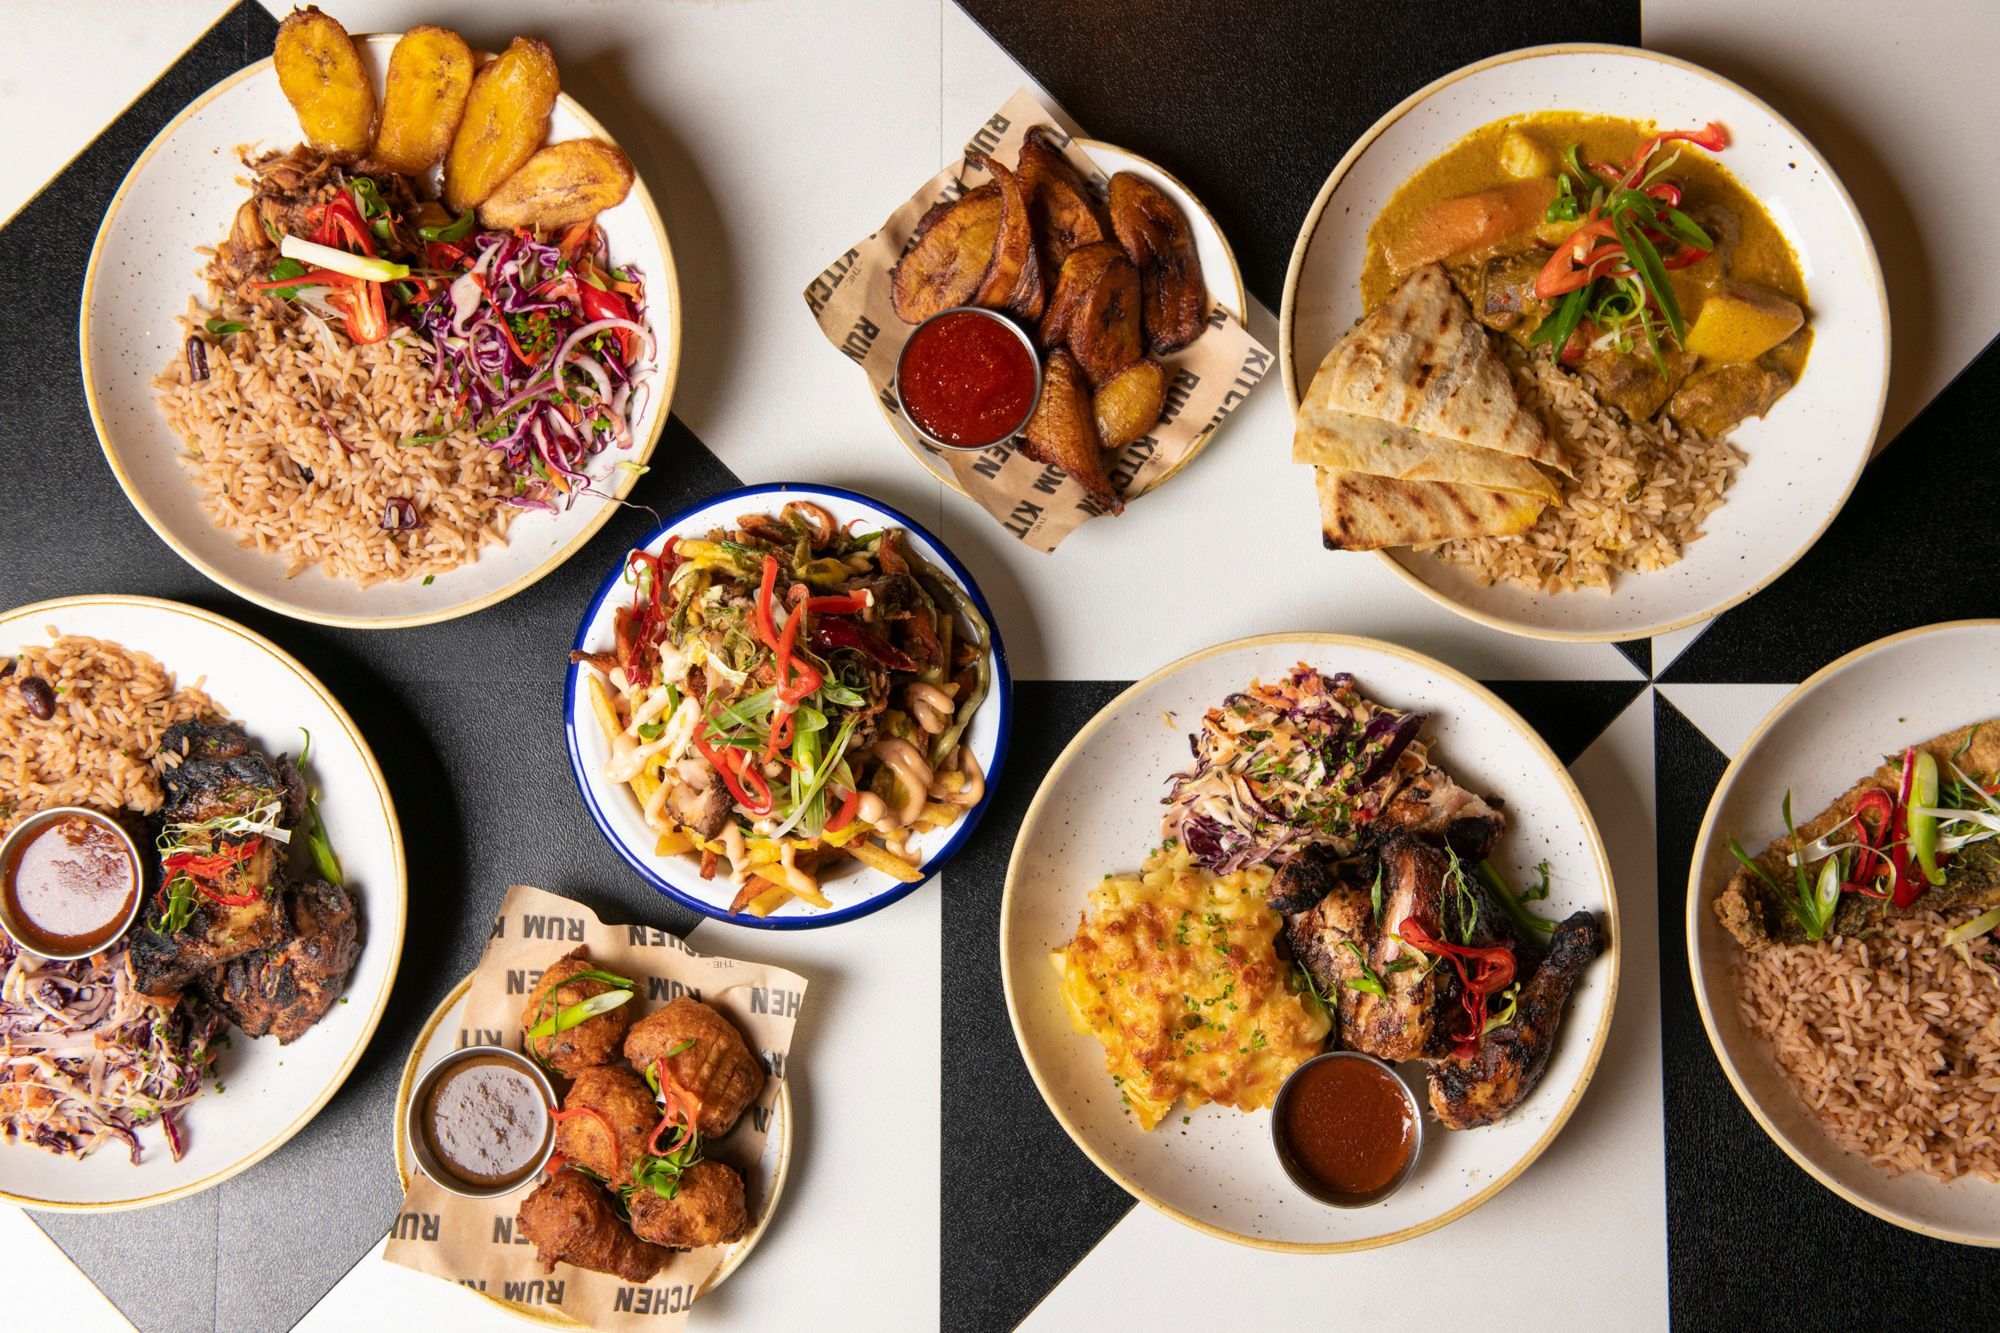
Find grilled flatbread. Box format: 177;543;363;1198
1315;467;1543;551
1301;262;1571;477
1293;411;1559;501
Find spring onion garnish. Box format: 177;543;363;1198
1942;906;2000;948
1738;791;1839;940
416;209;477;243
1475;859;1557;936
1336;940;1387;997
1907;751;1947;887
297;730;342;884
204;319;246;337
527;988;635;1041
277;234;411;283
1482;981;1521;1034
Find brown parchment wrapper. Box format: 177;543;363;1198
384;885;807;1332
804;86;1272;551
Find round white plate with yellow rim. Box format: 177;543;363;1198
391;972;792;1325
0;595;405;1210
1688;619;2000;1246
1280;44;1887;642
884;140;1247;502
1001;632;1617;1250
81;33;681;629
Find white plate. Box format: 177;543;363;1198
1687;619;2000;1246
0;595;405;1210
1002;632;1617;1250
390;973;790;1324
1280;44;1888;642
883;141;1248;501
80;33;682;629
564;484;1012;929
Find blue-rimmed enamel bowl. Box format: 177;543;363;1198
564;483;1012;928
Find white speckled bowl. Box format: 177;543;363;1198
1001;633;1617;1250
1281;45;1888;642
1688;620;2000;1246
80;34;680;629
0;596;405;1211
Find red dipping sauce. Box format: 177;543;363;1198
896;309;1039;448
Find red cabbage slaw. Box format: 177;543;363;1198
0;936;221;1163
1162;664;1427;873
409;226;655;513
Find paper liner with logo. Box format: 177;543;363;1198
383;884;806;1331
805;87;1271;552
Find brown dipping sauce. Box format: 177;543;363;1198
1;813;139;957
421;1054;552;1189
1275;1055;1417;1202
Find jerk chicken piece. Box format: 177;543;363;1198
1337;834;1463;1060
201;878;359;1042
517;1170;669;1281
1426;909;1604;1129
627;1160;750;1249
1376;762;1506;863
130;721;300;1001
623;998;765;1138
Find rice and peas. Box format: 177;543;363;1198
1735;916;2000;1183
152;151;653;587
1430;340;1743;595
1;634;224;1160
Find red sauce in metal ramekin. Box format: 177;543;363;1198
897;310;1038;448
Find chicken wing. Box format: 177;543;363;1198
521;948;634;1075
555;1065;659;1187
626;1160;749;1249
1425;909;1603;1129
623;998;764;1138
516;1169;667;1281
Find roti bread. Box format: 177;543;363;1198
1315;467;1543;551
1301;262;1571;477
1293;411;1559;501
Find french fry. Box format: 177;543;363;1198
744;881;793;917
585;673;622;745
654;827;694;857
850;839;924;884
918;802;959;829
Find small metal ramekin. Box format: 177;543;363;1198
405;1044;558;1199
893;305;1043;451
0;806;143;961
1270;1050;1426;1208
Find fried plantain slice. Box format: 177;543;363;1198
370;25;474;176
1068;252;1143;385
1005;243;1046;323
1037;241;1123;350
443;37;560;213
1021;349;1123;514
969;155;1033;313
480;140;636;231
1093;359;1168;451
890;184;1002;324
273;8;375;160
1018;127;1111;278
1108;172;1209;355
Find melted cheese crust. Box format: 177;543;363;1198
1052;844;1330;1130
